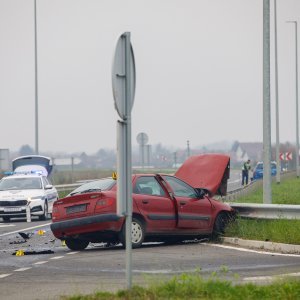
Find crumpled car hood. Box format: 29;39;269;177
175;154;230;196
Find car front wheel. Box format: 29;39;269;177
39;201;48;221
212;213;228;240
120;217;145;248
65;238;89;251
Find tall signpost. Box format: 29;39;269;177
112;32;136;289
137;132;149;168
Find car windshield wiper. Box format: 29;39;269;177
70;188;102;196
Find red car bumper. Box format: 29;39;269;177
50;213;123;239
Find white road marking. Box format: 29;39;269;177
66;252;78;255
33;261;48;265
244;272;300;282
50;256;64;260
14;267;32;272
0;274;12;278
0;222;51;237
0;224;15;228
205;243;300;257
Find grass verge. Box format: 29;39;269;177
225;217;300;244
62;273;300;300
226;176;300;244
237;177;300;204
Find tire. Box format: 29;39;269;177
212;213;228;240
119;217;145;249
39;201;48;221
65;238;89;251
2;216;10;222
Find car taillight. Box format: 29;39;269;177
95;198;114;212
52;206;59;220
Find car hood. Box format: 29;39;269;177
0;189;44;200
174;154;230;196
12;155;53;176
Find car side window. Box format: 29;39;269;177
162;176;198;198
134;176;166;196
42;177;50;188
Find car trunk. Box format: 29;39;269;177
12;155;53;177
54;193;102;221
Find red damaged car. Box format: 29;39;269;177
50;154;235;250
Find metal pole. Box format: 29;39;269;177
71;157;74;183
34;0;39;154
124;32;132;289
287;21;299;177
263;0;272;203
187;140;190;158
173;152;177;169
274;0;281;183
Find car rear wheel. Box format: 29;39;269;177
39;201;48;221
2;216;10;222
65;238;89;251
119;217;145;249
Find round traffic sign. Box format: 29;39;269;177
136;132;149;145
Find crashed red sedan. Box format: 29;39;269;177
50;154;235;250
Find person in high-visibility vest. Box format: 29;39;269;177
242;159;251;186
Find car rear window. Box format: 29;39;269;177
69;178;116;196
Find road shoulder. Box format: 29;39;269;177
222;237;300;254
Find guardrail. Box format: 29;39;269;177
55;183;82;192
229;203;300;220
221;171;300;220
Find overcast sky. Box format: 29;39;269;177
0;0;299;154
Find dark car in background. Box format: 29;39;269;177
252;161;277;180
50;154;235;250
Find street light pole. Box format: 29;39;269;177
274;0;281;183
263;0;272;204
287;21;299;178
34;0;39;154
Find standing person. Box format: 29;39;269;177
242;159;251;186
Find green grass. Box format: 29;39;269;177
237;177;300;204
226;176;300;244
225;218;300;244
62;273;300;300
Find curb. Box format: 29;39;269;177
222;237;300;254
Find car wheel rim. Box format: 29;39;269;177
131;221;142;244
44;203;48;217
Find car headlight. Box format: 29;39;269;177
27;196;45;202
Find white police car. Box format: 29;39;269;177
0;156;58;222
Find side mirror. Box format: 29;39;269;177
45;184;53;190
195;188;208;199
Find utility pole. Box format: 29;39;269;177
263;0;272;203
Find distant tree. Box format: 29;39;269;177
19;145;34;156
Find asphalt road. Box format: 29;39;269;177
0;219;300;300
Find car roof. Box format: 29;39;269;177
2;173;43;179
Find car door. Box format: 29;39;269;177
161;175;213;231
133;176;176;232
